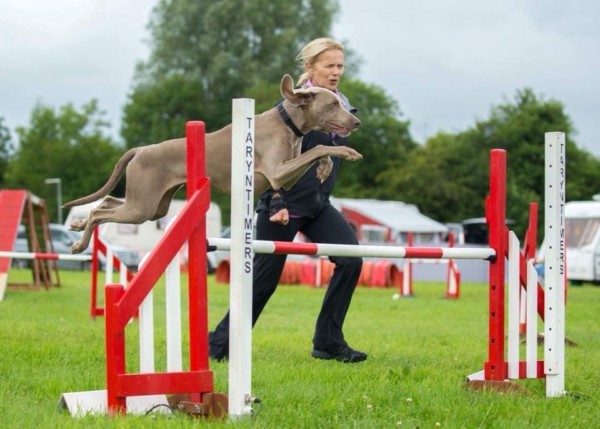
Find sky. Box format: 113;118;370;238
1;1;599;155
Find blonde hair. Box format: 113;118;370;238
296;37;345;84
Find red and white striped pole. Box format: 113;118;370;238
208;237;495;260
519;202;538;334
0;251;92;262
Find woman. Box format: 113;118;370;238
210;37;366;363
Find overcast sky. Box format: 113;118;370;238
1;1;599;156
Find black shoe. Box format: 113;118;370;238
208;331;229;362
311;345;367;363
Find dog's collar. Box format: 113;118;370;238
277;102;304;138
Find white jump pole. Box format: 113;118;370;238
119;260;128;290
544;131;566;397
137;253;154;373
229;98;255;418
208;238;495;260
0;251;92;262
165;218;182;372
104;247;134;324
526;260;538;378
108;247;132;324
507;231;520;379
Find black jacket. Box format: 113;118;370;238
256;129;351;218
257;88;357;218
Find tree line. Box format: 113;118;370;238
2;0;599;241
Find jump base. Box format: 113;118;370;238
464;379;531;395
167;392;228;418
58;390;171;416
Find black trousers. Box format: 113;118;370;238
210;203;362;355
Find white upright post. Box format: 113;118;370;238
544;131;566;397
119;261;127;289
165;217;183;372
104;248;114;287
229;98;255;418
507;231;520;379
526;261;538;378
138;253;154;373
165;253;182;371
119;260;130;325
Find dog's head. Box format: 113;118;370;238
280;74;360;137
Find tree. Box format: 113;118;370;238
378;131;485;223
333;79;417;198
121;73;205;146
121;0;351;222
379;88;600;239
5;100;122;222
237;78;417;203
122;0;343;149
0;117;12;186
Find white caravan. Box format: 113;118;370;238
564;200;600;284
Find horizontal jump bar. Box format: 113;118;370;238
208;238;496;260
0;251;92;261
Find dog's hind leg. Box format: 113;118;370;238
150;186;181;221
71;207;118;253
69;196;124;231
99;195;124;208
71;200;159;253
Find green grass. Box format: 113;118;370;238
1;269;599;428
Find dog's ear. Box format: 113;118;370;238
280;74;315;106
280;74;295;99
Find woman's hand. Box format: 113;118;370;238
269;208;290;225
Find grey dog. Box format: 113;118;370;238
64;74;362;253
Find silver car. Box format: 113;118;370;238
12;224;140;271
12;224;93;270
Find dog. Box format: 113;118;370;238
64;74;362;253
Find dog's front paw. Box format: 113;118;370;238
341;147;362;161
316;156;333;182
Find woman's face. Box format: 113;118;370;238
307;48;345;91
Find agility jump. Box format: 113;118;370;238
217;97;566;403
59;98;565;419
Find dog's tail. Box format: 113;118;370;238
63;148;139;208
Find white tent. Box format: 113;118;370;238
330;197;448;245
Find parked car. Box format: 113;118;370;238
95;241;141;271
12;224;93;270
462;217;515;245
12;224;141;271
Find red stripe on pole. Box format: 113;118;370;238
34;253;59;260
404;248;444;258
273;241;318;255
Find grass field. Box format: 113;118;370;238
1;269;599;428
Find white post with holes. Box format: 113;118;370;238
229;98;255;418
544;131;566;397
